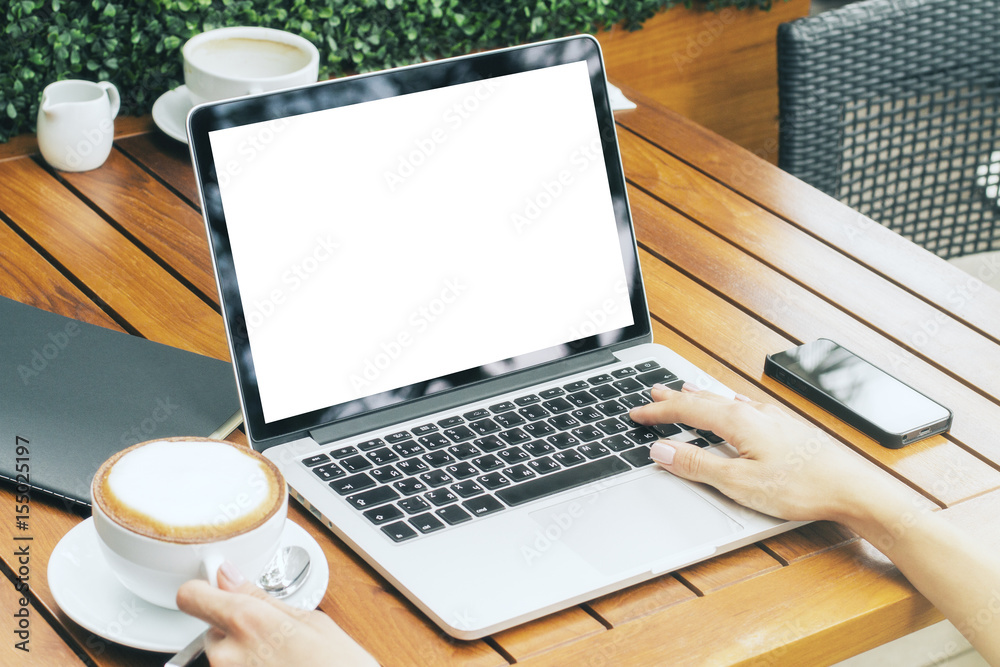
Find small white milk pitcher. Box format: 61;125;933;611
36;80;120;172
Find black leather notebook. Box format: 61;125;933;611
0;297;240;508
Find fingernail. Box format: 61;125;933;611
219;560;245;586
681;382;700;392
650;441;676;465
735;393;752;403
651;383;667;391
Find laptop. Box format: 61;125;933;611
0;296;241;508
187;35;798;639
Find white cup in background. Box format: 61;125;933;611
183;26;320;106
90;437;288;610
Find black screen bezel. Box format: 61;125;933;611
188;35;650;444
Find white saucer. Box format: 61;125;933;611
152;85;193;144
48;518;329;653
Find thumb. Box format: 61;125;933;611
650;440;728;485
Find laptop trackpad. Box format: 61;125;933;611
528;472;742;576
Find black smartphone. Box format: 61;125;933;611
764;338;952;448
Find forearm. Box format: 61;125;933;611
843;494;1000;664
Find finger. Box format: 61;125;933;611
631;386;734;431
176;579;286;636
649;439;732;486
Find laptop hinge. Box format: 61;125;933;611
308;348;621;446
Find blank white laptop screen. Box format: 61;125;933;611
209;61;633;424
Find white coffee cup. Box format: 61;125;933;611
91;437;288;610
183;26;320;106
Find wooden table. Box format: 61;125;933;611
3;86;999;666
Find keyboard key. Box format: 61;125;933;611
340;455;372;473
553;449;586;467
548;414;580;430
425;488;459;506
478;472;510;490
497;446;530;464
330;446;358;459
358;438;385;451
542;397;574;413
436;505;473;525
393;441;426;457
587;373;613;385
346;486;399;509
494;411;526;428
496;457;631;506
697;429;726;444
330;473;376;495
602;434;634;452
463;408;490;420
590;384;621;400
651;423;683;438
438;416;464;428
523;421;555;438
625;426;660;445
563;380;590;392
489;401;516;413
444;425;476;443
612;378;644;393
393;478;428;496
385;431;413;444
621;445;655;467
367;447;399;465
688;438;712;448
463;495;505;517
301;453;330;467
571;425;604;442
514;394;541;406
499;428;530;445
396;459;429;475
612;367;638;378
381;521;418;542
596;418;630;435
566;390;598;407
472;454;503;472
469;418;502;435
518;404;551;421
371;465;403;483
448;443;481;460
445;461;479;479
634;361;661;373
474;435;506;452
399;496;431;514
619;393;651;409
418;434;450;450
539;387;565;399
547;433;580;449
409;513;445;534
572;407;603;423
596;400;627;416
503;464;536;482
411;424;438;437
528;456;561;474
422;450;455;467
363;504;403;524
578;443;610;459
523;440;554;457
451;480;485;498
636;368;680;388
419;470;454;487
312;463;345;481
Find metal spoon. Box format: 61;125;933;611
165;545;311;667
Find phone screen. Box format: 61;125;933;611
769;339;949;434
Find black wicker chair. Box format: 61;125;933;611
777;0;1000;281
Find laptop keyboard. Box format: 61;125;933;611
298;361;726;542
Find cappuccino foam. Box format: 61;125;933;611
94;439;283;543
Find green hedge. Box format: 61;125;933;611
0;0;774;142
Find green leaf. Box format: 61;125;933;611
6;103;16;119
